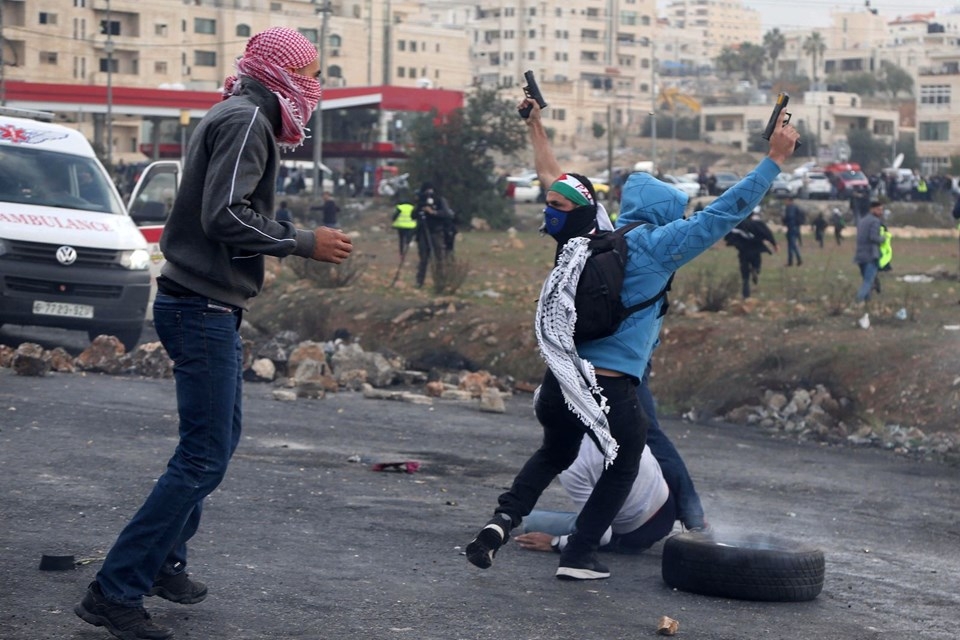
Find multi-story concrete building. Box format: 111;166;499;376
467;0;658;143
916;49;960;175
661;0;761;62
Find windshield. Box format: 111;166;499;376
0;145;124;214
839;170;867;181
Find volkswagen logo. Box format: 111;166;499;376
56;245;78;266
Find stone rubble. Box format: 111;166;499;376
1;334;954;459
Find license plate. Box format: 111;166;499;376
32;300;95;319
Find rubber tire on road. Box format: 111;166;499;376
661;531;825;602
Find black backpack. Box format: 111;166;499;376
571;221;673;343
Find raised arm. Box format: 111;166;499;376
518;98;562;189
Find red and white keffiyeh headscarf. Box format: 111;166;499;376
222;27;322;150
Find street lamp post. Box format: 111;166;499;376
312;1;332;198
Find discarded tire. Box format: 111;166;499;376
662;531;825;602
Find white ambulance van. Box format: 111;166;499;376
0;108;151;350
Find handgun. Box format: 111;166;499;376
762;92;801;148
518;70;548;119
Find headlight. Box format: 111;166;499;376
120;248;150;270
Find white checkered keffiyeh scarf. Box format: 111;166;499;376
535;237;618;468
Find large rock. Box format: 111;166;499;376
12;343;50;377
75;335;127;375
330;343;396;388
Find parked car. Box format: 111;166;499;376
587;176;612;200
710;171;740;195
506;176;542;203
770;172;793;198
823;162;869;198
789;171;833;200
660;174;701;199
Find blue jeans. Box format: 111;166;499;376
96;293;243;606
522;492;676;553
495;370;646;551
856;260;879;302
638;366;705;530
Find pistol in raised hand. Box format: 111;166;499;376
518;70;548;119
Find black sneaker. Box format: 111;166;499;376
148;571;208;604
465;513;513;569
75;581;173;640
556;546;610;581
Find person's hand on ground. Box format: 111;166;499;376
311;227;353;263
514;532;555;552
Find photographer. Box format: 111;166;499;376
414;181;452;288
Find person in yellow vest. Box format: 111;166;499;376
874;221;893;294
391;195;417;258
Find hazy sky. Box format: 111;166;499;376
742;0;960;30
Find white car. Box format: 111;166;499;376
788;171;833;200
661;174;701;199
506;176;542;203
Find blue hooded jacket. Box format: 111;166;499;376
576;158;780;379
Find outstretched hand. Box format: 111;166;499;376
311;227;353;264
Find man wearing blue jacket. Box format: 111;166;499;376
465;97;799;581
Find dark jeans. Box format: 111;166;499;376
396;228;416;257
736;252;762;299
415;226;447;287
786;230;802;265
638;366;705;530
96;293;243;606
496;370;646;550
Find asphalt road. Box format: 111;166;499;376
1;367;958;640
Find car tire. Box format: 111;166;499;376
661;531;825;602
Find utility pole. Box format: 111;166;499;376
0;1;6;106
105;0;114;169
382;0;392;85
650;40;657;172
312;0;332;197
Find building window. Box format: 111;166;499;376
237;24;251;37
330;34;342;48
411;41;417;53
194;18;216;35
920;84;950;105
194;50;217;67
39;12;58;25
397;67;406;78
553;108;566;121
299;28;318;43
39;51;58;65
99;57;119;73
918;121;949;141
100;20;120;36
155;61;168;74
156;23;168;37
408;67;416;78
398;40;406;51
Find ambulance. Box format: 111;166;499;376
0;108;151;350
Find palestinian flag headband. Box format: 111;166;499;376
548;174;594;207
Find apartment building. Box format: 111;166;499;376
916;49;960;175
468;0;658;142
661;0;761;62
0;0;473;162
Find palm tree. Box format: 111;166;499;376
714;47;741;78
763;28;786;77
802;32;826;87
